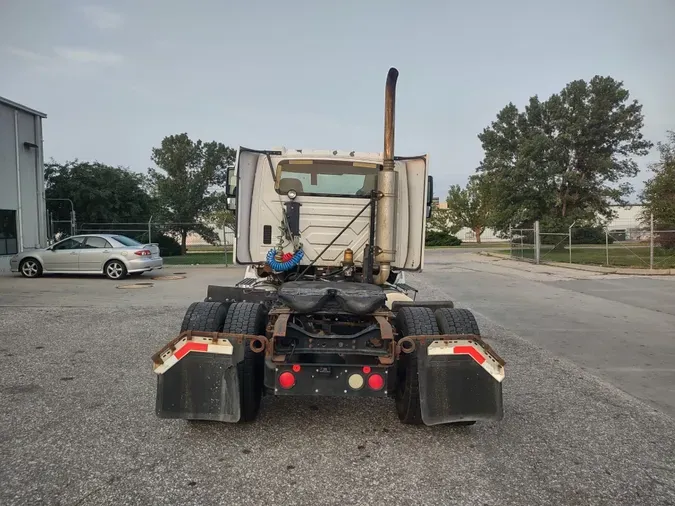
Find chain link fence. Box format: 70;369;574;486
508;226;536;262
508;215;675;270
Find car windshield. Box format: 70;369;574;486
276;160;379;198
112;235;142;247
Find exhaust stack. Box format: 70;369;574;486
374;67;398;285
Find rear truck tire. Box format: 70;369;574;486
178;302;230;424
105;259;127;280
221;302;266;423
434;308;482;426
19;258;43;278
394;306;439;425
435;307;480;336
180;301;230;333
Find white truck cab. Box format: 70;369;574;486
227;147;433;274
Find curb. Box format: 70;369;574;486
479;251;673;276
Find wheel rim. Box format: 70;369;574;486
107;262;123;279
22;261;38;277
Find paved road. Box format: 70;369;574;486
413;251;675;417
1;261;674;505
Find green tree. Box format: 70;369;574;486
45;159;153;230
477;76;652;233
641;131;675;249
208;209;236;230
148;133;236;254
445;175;492;243
426;207;458;235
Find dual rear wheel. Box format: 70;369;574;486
179;301;481;425
181;301;265;423
395;306;481;426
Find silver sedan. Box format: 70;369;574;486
9;234;163;280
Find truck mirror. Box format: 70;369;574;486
427;176;434;206
426;175;434;218
225;185;237;211
225;166;237;198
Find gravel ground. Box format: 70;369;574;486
1;265;675;505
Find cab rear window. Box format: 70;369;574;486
276;160;379;198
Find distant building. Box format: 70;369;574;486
430;194;646;243
0;97;47;273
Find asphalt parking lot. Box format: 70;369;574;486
1;255;674;506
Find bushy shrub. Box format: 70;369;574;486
425;231;462;246
571;227;614;245
137;231;182;256
655;226;675;250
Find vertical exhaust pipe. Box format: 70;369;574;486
374;67;398;285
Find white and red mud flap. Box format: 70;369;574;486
153;334;244;422
416;338;505;425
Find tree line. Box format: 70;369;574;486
47;74;674;254
435;75;674;246
46;133;235;255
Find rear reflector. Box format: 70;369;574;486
367;374;384;391
427;339;505;382
153;336;233;375
279;372;295;389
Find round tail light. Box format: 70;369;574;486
278;371;295;389
368;373;384;391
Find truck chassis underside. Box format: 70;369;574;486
153;297;505;426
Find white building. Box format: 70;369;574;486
433;200;646;243
0;96;47;273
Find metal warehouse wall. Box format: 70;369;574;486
0;98;47;273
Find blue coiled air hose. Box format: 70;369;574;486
266;248;304;272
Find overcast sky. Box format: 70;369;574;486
2;0;674;199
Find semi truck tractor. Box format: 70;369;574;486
152;68;505;426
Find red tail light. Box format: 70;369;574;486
367;374;384;391
134;249;152;256
278;372;295;389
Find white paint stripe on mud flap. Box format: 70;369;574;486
208;341;234;354
153;339;234;375
154;354;178;375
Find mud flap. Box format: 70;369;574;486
155;344;244;422
417;343;503;425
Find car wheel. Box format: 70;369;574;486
105;260;127;280
19;258;43;278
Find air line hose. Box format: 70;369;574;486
266;248;304;272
